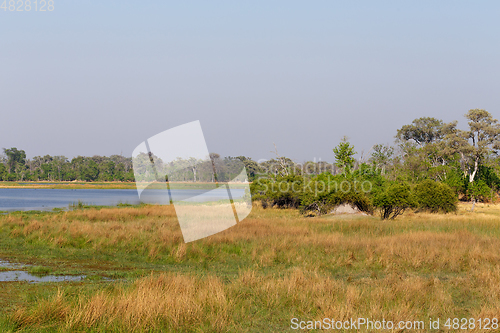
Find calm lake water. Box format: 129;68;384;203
0;188;245;212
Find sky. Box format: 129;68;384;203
1;1;500;163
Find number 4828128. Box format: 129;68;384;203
1;0;54;11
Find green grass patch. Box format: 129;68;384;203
27;266;52;276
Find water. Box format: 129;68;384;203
0;188;245;212
0;271;85;283
0;188;141;211
0;259;28;269
0;259;85;283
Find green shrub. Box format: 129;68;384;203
327;185;373;213
250;175;303;209
373;182;414;220
299;178;373;215
251;173;373;215
468;179;491;203
414;179;457;213
28;266;52;276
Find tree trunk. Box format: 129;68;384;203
469;158;479;183
469;157;479;211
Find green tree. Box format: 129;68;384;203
3;147;26;174
0;163;7;180
373;183;414;220
461;109;500;183
333;136;356;171
236;156;262;182
445;109;500;210
395;118;459;182
414;179;457;213
370;144;394;174
396;117;449;147
79;159;99;181
469;179;491;206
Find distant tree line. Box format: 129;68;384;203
132;153;250;183
0;150;340;183
0;151;135;182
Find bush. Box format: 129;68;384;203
300;178;373;215
373;182;414;220
250;175;303;209
468;179;491;203
414;179;457;213
251;173;373;215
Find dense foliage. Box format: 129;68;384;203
250;166;381;215
373;183;414;220
414;179;458;213
250;109;500;219
0;152;135;182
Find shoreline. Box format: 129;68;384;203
0;181;249;190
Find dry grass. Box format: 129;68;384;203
4;202;500;332
3;205;183;254
10;266;500;332
13;273;230;332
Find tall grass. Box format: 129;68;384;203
13;273;230;332
3;203;500;332
11;265;500;332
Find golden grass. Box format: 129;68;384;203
4;203;500;332
11;266;500;332
13;273;230;332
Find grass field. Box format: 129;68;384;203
0;203;499;332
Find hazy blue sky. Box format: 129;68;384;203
1;1;499;163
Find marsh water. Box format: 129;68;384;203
0;188;245;211
0;260;85;283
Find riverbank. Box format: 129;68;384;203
0;181;248;190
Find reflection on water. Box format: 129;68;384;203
0;188;245;212
0;188;140;211
0;260;27;269
0;271;85;283
0;259;85;283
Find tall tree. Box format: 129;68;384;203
333;136;356;171
443;109;500;210
3;147;26;174
370;144;394;174
396;117;447;147
236;156;262;181
460;109;500;184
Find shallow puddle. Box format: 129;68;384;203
0;259;85;283
0;259;28;269
0;271;85;283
